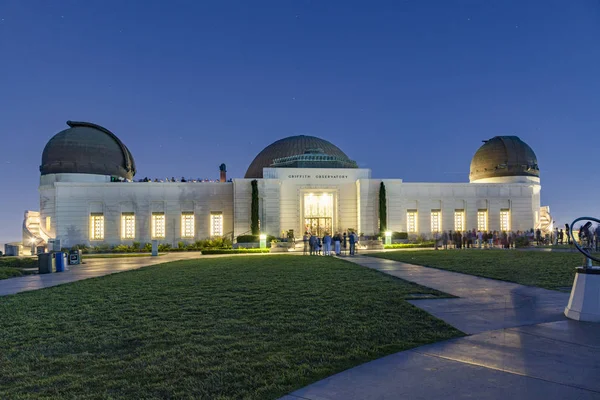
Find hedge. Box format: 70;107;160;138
201;249;270;254
236;235;277;243
0;258;38;269
383;242;435;249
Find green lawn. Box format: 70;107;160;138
370;249;596;290
0;255;461;399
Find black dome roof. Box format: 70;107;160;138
245;135;356;178
40;121;136;179
469;136;539;182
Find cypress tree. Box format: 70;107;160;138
379;181;387;233
251;180;259;235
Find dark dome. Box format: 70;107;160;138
40;121;136;179
469;136;539;182
245;135;357;178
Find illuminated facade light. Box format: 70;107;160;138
431;210;441;233
45;216;51;232
407;210;418;233
500;209;510;232
211;212;223;236
477;210;488;231
181;212;195;238
152;213;166;238
90;213;105;240
121;213;135;239
454;210;465;232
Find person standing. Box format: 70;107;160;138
349;231;356;256
559;229;564;245
309;234;317;256
565;224;571;245
536;229;542;245
323;233;332;256
477;230;483;249
334;232;341;256
317;236;322;255
442;231;449;250
303;232;309;255
343;232;348;255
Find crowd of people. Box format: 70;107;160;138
436;229;519;249
302;231;359;256
434;224;600;251
111;177;233;183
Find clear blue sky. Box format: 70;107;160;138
1;0;599;244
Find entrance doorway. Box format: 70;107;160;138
305;217;332;237
303;193;334;236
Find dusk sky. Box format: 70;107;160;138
1;0;599;244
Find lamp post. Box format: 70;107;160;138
29;237;37;255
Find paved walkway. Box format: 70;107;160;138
0;253;204;296
283;256;600;400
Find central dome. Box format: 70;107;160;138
245;135;357;178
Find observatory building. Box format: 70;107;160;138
18;120;550;253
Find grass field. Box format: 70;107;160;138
370;249;597;290
0;255;461;399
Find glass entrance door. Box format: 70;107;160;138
303;193;334;236
304;217;332;237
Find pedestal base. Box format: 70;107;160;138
564;267;600;322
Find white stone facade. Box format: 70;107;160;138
37;167;542;247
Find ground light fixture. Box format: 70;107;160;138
259;234;267;249
384;231;392;246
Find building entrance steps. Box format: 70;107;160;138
282;255;600;400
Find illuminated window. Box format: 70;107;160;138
477;210;488;231
500;209;510;232
431;210;441;233
152;213;166;238
407;210;418;233
90;213;104;240
121;213;135;239
45;216;51;232
454;210;465;232
211;212;223;236
181;212;195;238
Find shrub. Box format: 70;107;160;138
392;232;408;240
0;257;38;268
158;243;172;252
112;244;132;253
201;249;270;255
236;235;276;243
383;242;435;249
236;235;258;243
132;242;141;250
514;236;530;248
144;243;152;252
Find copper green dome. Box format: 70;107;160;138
245;135;357;178
469;136;539;182
40;121;136;180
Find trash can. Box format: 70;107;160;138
68;249;81;265
38;253;55;274
55;252;66;272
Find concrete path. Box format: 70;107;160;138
0;253;204;296
283;256;600;400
